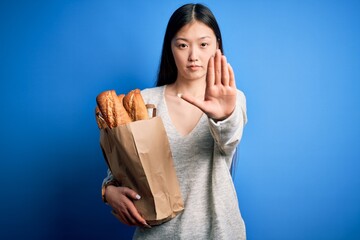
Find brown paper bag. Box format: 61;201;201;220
99;110;184;225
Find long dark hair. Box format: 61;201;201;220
156;3;223;87
156;4;238;178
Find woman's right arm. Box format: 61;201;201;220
102;169;150;228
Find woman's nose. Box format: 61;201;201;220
188;47;199;62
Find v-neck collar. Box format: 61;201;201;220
161;85;206;139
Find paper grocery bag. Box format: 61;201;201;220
100;115;184;225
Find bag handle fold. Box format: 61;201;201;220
146;104;157;118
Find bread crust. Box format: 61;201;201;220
116;94;132;125
123;89;149;121
96;89;148;128
96;90;114;128
96;90;131;128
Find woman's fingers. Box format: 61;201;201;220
228;63;236;88
206;55;215;86
119;188;149;227
184;49;236;119
113;208;145;227
127;201;149;227
112;209;130;224
107;186;150;228
221;55;229;86
214;49;222;85
211;49;230;86
122;186;141;200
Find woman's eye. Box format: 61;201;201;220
201;43;208;48
179;43;187;49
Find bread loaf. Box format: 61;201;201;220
123;89;149;121
116;94;133;125
96;90;132;128
96;89;149;128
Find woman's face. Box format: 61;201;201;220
171;21;218;82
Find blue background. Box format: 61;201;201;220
1;0;359;239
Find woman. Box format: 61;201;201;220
102;3;247;239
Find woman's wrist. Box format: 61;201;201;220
101;180;119;203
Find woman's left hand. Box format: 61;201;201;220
181;49;237;121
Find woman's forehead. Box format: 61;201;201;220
174;21;216;39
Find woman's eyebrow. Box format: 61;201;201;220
199;36;212;40
174;37;189;42
174;36;212;41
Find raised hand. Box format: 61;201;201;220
181;49;237;121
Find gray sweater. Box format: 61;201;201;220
105;86;247;240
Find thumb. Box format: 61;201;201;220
180;93;206;113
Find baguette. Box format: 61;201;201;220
96;90;132;128
96;89;149;128
123;89;149;121
116;94;133;125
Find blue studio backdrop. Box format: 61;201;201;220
1;0;359;239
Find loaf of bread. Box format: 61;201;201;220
96;90;132;128
116;94;133;125
95;89;149;128
123;89;149;121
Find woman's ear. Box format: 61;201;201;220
216;38;220;49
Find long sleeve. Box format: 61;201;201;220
102;168;115;187
133;86;247;239
207;90;247;157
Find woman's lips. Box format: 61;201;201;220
187;65;201;71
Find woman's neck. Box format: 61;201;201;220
167;78;206;98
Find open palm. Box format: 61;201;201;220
182;49;237;121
